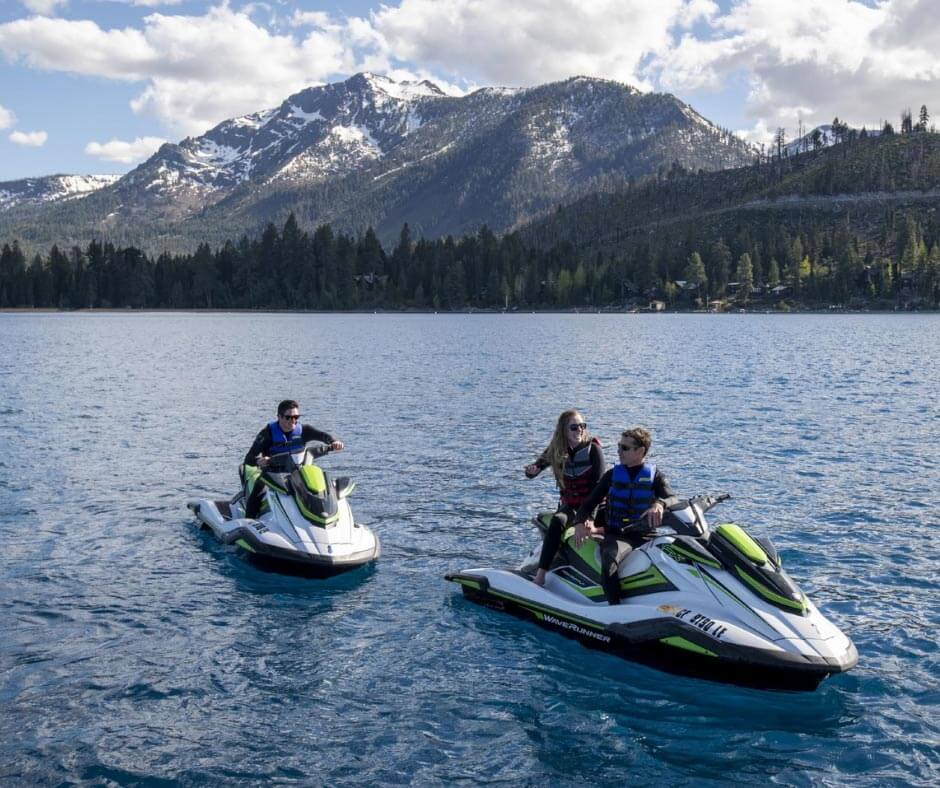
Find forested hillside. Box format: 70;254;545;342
2;132;939;311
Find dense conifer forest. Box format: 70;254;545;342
2;129;939;311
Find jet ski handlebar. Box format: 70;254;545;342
305;442;333;459
690;492;731;512
265;442;333;472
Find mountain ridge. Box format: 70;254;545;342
0;72;756;252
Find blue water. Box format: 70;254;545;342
0;312;938;786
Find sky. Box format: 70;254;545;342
0;0;937;181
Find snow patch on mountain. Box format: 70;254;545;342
289;105;325;123
194;139;242;167
526;111;575;171
373;141;456;182
363;72;444;101
784;124;882;156
0;173;118;209
230;109;276;131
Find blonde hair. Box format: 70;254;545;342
540;410;590;489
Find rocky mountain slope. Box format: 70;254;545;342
0;72;756;251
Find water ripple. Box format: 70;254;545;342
0;312;937;785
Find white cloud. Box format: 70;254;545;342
657;0;940;136
21;0;67;16
367;0;701;90
292;10;335;29
84;136;166;164
10;130;48;146
0;4;348;136
105;1;185;6
4;0;940;152
0;104;16;130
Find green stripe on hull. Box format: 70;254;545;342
660;636;717;657
735;567;806;612
235;538;256;553
716;523;768;565
487;588;607;631
662;543;721;569
563;527;602;573
622;565;669;590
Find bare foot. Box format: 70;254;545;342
533;569;546;586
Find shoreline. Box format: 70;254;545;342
2;306;937;315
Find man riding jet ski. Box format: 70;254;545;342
446;429;856;691
187;401;379;576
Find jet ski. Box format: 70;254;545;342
187;443;379;577
446;494;857;691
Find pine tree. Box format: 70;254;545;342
901;109;913;134
735;253;753;303
767;258;781;287
709;238;731;294
683;252;708;303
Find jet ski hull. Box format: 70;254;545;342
223;525;380;578
447;570;857;692
188;498;379;578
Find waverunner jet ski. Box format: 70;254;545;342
446;494;857;691
187;443;379;577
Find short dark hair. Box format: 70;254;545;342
277;399;300;416
621;427;652;453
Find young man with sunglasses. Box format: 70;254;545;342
242;399;344;519
572;427;674;605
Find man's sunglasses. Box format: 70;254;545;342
281;414;302;421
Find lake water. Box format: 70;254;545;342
0;312;938;786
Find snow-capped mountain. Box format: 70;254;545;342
2;72;757;248
122;73;446;206
783;124;881;156
0;174;118;210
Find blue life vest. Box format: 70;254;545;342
607;462;656;530
268;420;305;464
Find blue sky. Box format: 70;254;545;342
0;0;934;181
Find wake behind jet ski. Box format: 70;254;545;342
446;494;857;691
187;442;379;577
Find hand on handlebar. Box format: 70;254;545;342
329;440;344;451
642;501;665;530
574;518;596;548
256;454;271;469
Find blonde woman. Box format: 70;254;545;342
524;410;606;586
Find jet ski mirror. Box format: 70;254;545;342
334;476;356;499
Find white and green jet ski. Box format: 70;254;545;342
187;443;379;577
446;494;857;691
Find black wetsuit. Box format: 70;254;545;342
533;441;607;571
575;464;675;604
242;424;336;518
